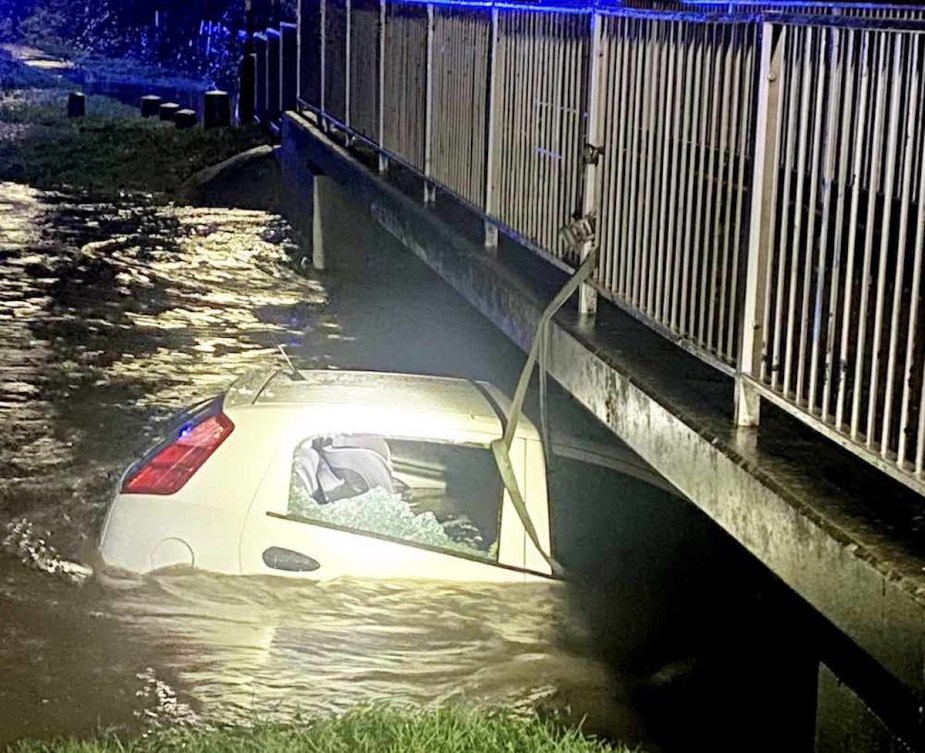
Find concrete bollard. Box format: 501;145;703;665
174;109;198;129
266;28;281;121
238;53;257;124
140;95;162;118
67;92;85;118
254;33;268;122
280;23;298;113
203;90;231;129
159;102;180;121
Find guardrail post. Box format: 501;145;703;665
378;0;389;173
578;10;603;318
484;6;500;250
423;2;436;205
736;22;785;427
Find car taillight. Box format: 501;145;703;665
122;412;234;495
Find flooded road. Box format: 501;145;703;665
0;180;815;751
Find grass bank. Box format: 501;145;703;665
10;707;635;753
0;82;266;194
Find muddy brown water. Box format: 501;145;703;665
0;181;816;751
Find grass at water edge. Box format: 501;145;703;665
9;706;638;753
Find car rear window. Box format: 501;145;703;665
287;435;502;561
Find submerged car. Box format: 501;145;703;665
98;369;554;582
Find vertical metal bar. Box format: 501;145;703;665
423;3;435;204
728;25;755;361
509;12;526;237
770;28;798;390
690;24;714;345
737;22;785;427
320;0;327;122
378;0;387;172
528;12;542;246
810;27;842;417
484;7;499;247
822;29;855;423
901;41;925;469
345;0;352;128
851;32;887;441
868;34;905;449
599;17;618;293
654;21;673;322
627;19;644;305
885;35;918;460
638;21;657;314
665;21;687;325
611;17;625;295
700;24;724;350
796;26;828;408
709;24;733;356
551;15;567;259
718;24;741;360
679;25;704;335
565;14;582;260
783;27;813;399
616;18;635;300
836;31;870;429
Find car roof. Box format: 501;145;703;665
224;368;540;439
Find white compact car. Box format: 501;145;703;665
98;368;554;582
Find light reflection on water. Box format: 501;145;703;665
102;571;616;725
0;182;645;747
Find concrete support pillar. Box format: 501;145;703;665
815;664;912;753
484;221;498;253
312;174;332;271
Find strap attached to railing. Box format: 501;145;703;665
490;246;600;579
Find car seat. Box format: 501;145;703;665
294;434;395;503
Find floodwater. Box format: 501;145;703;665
0;181;816;751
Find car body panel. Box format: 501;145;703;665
99;370;554;583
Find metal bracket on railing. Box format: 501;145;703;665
558;213;597;253
582;142;604;166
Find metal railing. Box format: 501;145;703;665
593;15;757;366
741;19;925;485
288;0;925;493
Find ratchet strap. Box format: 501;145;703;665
490;246;599;579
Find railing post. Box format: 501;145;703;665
423;2;436;205
378;0;388;173
736;22;785;427
578;10;603;318
484;6;500;250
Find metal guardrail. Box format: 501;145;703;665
287;0;925;493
